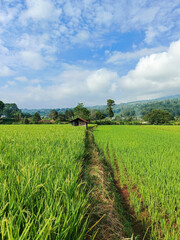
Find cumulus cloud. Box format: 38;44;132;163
63;1;81;18
20;0;61;23
0;66;15;77
86;68;118;92
0;65;119;108
20;51;45;70
0;41;9;55
50;66;118;99
72;31;90;44
1;1;180;107
0;5;18;26
144;27;158;44
120;39;180;97
107;46;167;64
2;39;180;108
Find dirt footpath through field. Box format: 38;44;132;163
84;130;134;240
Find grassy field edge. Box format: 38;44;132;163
83;129;138;240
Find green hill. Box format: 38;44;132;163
21;94;180;118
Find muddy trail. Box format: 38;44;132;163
84;129;149;240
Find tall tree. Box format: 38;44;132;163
74;103;90;120
33;112;41;123
89;109;96;120
96;110;106;120
65;109;74;120
2;103;20;118
107;99;115;118
58;113;66;121
49;110;58;120
0;100;5;115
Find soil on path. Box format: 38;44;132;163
84;130;129;240
84;129;149;240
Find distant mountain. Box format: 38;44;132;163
21;94;180;117
21;108;71;117
150;94;180;101
93;94;180;110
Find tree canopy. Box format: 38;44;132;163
0;101;5;115
49;110;58;120
65;109;74;120
33;112;41;123
2;103;21;118
107;99;115;118
143;110;174;124
140;99;180;117
74;103;90;120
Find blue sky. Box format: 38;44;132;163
0;0;180;108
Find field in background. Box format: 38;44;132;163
93;125;180;239
0;125;89;239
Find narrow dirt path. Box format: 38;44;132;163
84;130;131;240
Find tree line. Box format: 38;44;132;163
0;99;115;123
47;99;115;122
0;99;178;125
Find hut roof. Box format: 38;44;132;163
70;117;88;123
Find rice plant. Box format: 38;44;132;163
0;125;89;240
93;125;180;239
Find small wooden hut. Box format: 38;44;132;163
70;117;88;129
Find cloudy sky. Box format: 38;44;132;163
0;0;180;108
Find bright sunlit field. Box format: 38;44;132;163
0;125;89;240
93;125;180;240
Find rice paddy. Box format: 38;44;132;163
0;124;179;239
93;125;180;239
0;125;89;240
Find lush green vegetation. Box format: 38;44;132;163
1;94;180;125
93;125;180;239
143;109;174;124
2;103;21;119
21;95;180;120
0;125;89;239
140;99;180;117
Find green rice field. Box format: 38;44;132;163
0;125;89;240
93;125;180;240
0;124;179;239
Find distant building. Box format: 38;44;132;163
70;117;88;129
142;121;148;124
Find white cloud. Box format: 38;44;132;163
144;27;158;44
0;6;18;25
7;80;16;86
94;5;113;27
20;0;61;23
86;68;118;92
20;51;45;70
0;65;119;108
31;79;42;84
15;76;28;82
131;7;159;28
63;1;81;18
2;38;180;108
14;76;42;85
120;39;180;97
1;1;180;108
16;33;57;59
0;66;15;77
107;46;167;64
0;40;9;54
72;30;90;43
